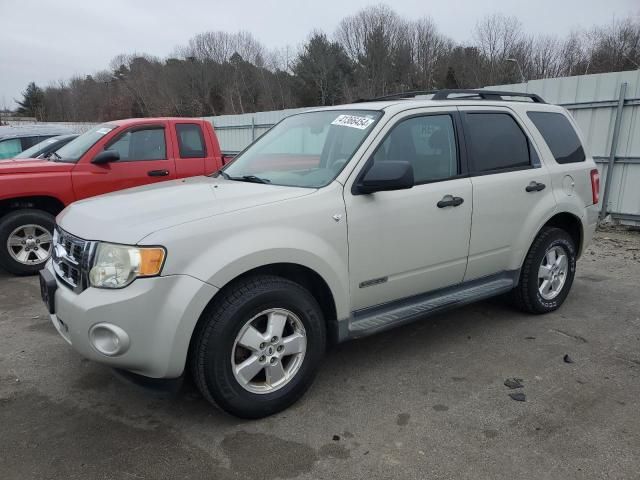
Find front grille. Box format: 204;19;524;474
52;227;93;293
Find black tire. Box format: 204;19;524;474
0;209;55;276
512;226;577;314
190;274;326;419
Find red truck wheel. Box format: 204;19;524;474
0;209;55;276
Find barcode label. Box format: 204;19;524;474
331;114;375;130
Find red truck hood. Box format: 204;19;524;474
0;158;74;174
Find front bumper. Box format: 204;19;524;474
44;261;218;378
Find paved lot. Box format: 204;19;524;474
1;228;639;480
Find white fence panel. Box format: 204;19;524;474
204;107;309;153
488;70;640;225
5;119;97;133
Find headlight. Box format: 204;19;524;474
89;243;166;289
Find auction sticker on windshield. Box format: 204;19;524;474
331;114;375;130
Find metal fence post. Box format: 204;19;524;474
600;82;628;220
251;116;256;141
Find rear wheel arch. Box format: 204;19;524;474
537;211;583;257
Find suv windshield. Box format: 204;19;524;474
222;110;382;188
55;124;116;162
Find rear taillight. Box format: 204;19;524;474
590;169;600;205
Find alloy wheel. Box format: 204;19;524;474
231;308;307;394
538;245;568;300
7;224;53;266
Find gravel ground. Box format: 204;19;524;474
1;227;639;480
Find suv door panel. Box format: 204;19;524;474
459;106;557;280
345;109;472;311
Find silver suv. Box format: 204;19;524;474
40;90;600;418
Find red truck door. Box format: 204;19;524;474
72;124;177;200
171;121;215;177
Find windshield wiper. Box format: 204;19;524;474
214;170;270;184
49;151;62;161
233;175;271;184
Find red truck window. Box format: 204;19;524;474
176;124;207;158
107;127;167;161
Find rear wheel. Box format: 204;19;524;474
0;209;55;276
512;227;577;314
190;275;326;418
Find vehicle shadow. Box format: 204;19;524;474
115;295;528;425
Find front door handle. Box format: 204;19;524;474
525;181;546;192
148;169;169;177
437;195;464;208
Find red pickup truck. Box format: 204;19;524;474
0;118;227;275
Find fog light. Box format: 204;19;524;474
89;323;130;356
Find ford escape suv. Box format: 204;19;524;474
40;90;600;418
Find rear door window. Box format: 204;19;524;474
463;112;531;173
527;111;585;164
176;124;207;158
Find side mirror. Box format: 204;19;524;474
356;160;414;194
91;149;120;165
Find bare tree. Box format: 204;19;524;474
473;14;527;84
587;17;640;73
409;17;451;89
335;4;409;98
26;6;640;122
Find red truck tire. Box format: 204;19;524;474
0;209;55;276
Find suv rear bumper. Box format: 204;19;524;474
582;204;599;255
44;261;217;378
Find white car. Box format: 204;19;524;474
40;90;600;418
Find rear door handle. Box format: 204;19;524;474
525;181;546;192
437;195;464;208
148;169;169;177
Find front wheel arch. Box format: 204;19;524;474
192;263;339;348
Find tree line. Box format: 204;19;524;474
15;5;640;122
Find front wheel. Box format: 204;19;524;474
190;275;326;418
512;226;577;314
0;209;55;276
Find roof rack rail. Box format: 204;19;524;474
356;89;546;104
354;90;439;102
432;89;546;103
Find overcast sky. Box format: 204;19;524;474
1;0;638;108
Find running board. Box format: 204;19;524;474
343;271;518;341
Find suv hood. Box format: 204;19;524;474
57;176;314;244
0;158;73;174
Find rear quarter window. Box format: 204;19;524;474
527;111;585;164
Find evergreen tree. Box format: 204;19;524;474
16;82;45;119
445;67;459;89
